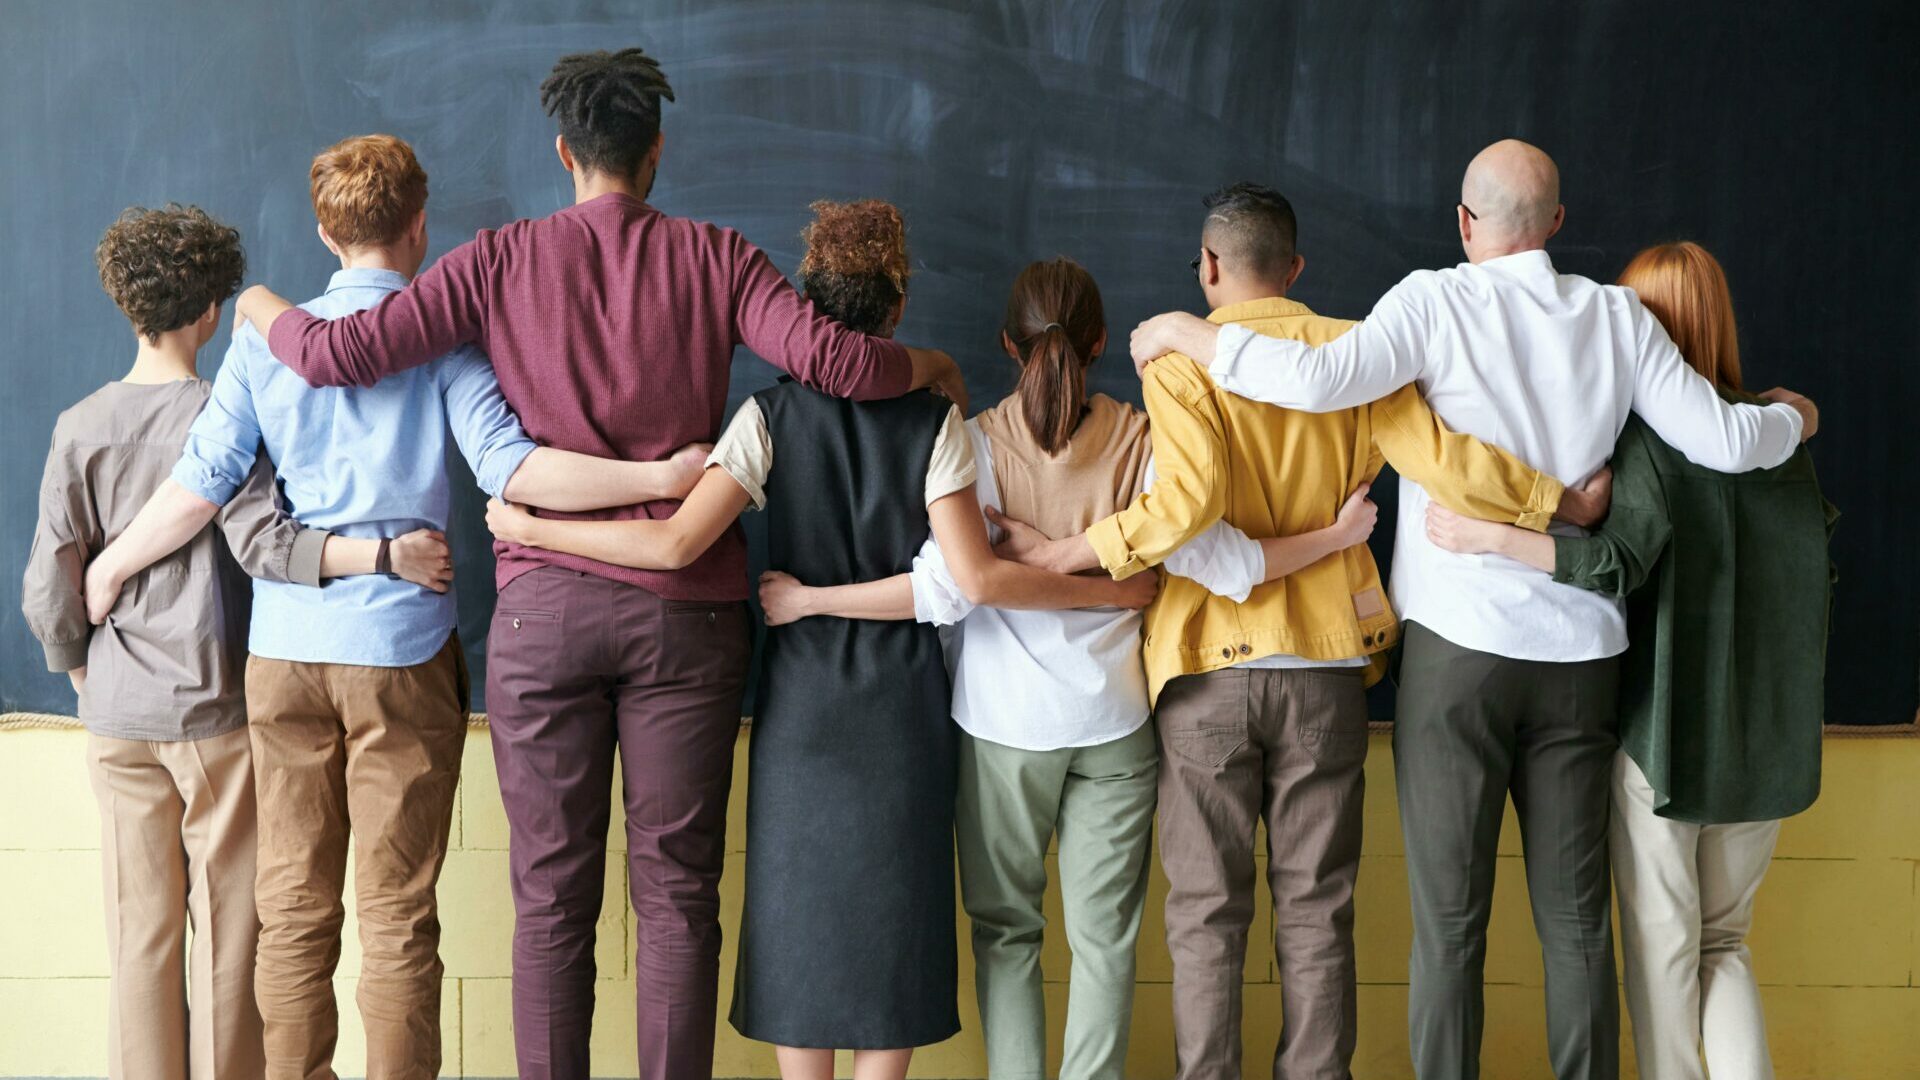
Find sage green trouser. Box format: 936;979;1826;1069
955;724;1158;1080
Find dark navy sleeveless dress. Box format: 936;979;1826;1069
728;381;960;1049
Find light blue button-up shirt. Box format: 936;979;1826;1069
173;268;537;667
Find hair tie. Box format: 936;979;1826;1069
1041;322;1065;333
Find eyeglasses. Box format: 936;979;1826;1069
1460;203;1479;221
1189;247;1215;276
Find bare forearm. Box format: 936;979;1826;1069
1032;533;1102;574
97;480;220;585
972;561;1130;611
319;536;379;578
1256;530;1343;583
1486;526;1556;572
504;449;681;512
794;576;916;621
513;515;695;570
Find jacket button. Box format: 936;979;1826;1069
1221;647;1233;659
512;618;522;630
1238;643;1252;655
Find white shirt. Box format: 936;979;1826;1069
909;422;1298;752
1207;249;1804;662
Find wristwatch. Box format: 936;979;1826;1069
376;536;394;577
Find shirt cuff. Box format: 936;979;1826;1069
170;456;241;508
1516;472;1566;532
478;441;540;502
1086;515;1147;580
1206;323;1257;384
43;638;88;673
1770;401;1806;449
706;457;766;510
288;529;330;588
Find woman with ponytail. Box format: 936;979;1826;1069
488;208;1155;1080
758;257;1283;1080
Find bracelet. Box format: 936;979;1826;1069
375;536;393;577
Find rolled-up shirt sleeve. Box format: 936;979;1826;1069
705;398;774;510
908;536;974;626
439;347;539;499
1143;457;1267;602
172;334;268;507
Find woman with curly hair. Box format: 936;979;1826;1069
485;199;1153;1080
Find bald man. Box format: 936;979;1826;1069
1126;140;1816;1080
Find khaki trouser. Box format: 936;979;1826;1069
1611;752;1781;1080
956;725;1158;1080
1155;667;1369;1080
87;726;265;1080
247;635;467;1080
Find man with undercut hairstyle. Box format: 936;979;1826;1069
1129;143;1817;1080
999;181;1603;1080
233;48;964;1080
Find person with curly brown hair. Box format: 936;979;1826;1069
234;53;968;1080
484;199;1154;1080
20;204;447;1080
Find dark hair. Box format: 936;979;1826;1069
1002;258;1105;454
539;48;675;181
798;199;909;337
1202;182;1298;282
95;204;245;342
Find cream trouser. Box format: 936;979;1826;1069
87;726;265;1080
1611;751;1780;1080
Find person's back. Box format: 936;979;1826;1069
37;380;262;733
212;279;515;662
1382;252;1660;658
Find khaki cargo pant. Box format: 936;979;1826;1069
246;635;467;1080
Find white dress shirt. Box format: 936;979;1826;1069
909;422;1294;752
1206;249;1804;662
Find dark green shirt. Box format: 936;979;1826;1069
1553;401;1836;825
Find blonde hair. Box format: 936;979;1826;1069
1617;241;1743;391
310;134;429;249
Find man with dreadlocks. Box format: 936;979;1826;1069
236;46;963;1080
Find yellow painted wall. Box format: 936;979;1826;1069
1;720;1914;1078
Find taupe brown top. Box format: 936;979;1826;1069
22;378;325;740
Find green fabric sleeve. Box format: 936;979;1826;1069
1550;425;1674;599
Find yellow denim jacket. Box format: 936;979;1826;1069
1085;297;1562;703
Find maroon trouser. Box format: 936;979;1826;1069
486;567;751;1080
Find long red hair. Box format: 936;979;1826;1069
1617;241;1743;391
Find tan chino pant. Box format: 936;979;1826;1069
87;726;265;1080
247;635;467;1080
1154;667;1369;1080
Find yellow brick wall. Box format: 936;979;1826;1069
1;722;1914;1078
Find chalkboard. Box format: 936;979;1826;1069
4;0;1914;724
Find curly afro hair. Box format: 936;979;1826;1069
797;199;909;336
95;204;245;341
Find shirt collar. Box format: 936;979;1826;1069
1206;295;1316;325
1475;248;1556;274
325;267;410;294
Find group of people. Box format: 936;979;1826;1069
22;43;1834;1080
